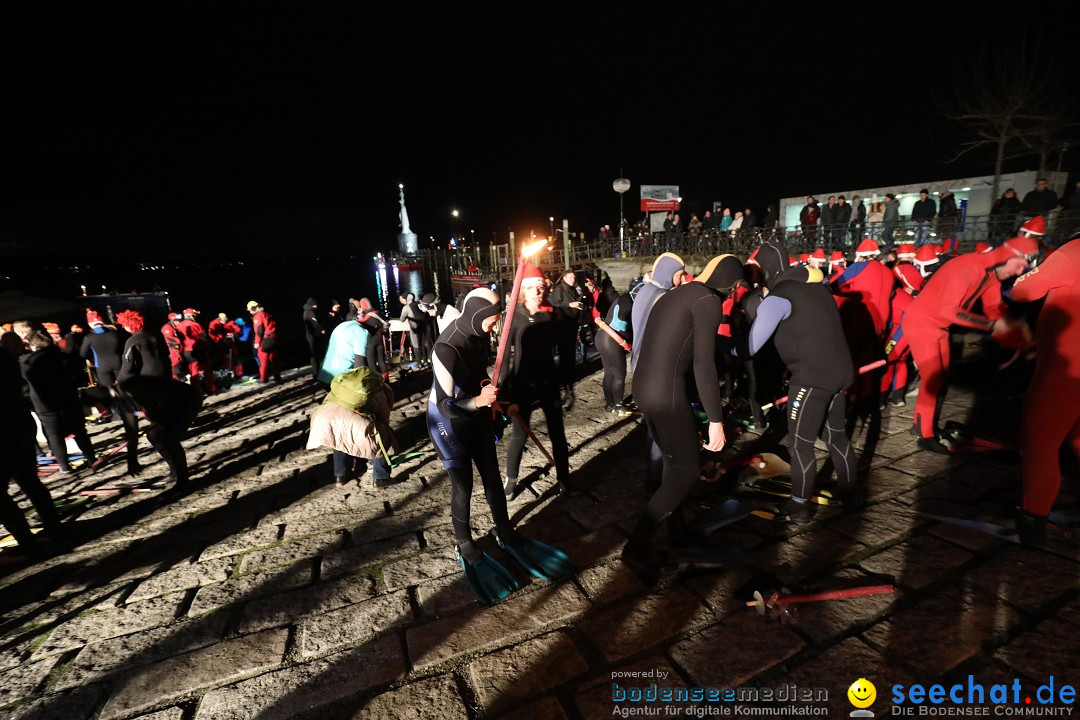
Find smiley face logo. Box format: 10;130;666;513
848;678;876;709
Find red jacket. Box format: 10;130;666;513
1010;241;1080;376
252;310;276;349
903;251;1008;332
176;319;205;353
161;323;183;364
208;318;227;342
832;260;895;337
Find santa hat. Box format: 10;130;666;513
897;243;916;259
932;244;944;256
746;247;760;266
811;248;826;261
183;307;198;318
893;264;924;294
973;242;991;253
799;253;810;263
86;310;104;327
913;245;939;275
855;238;880;258
788;256;799;267
521;262;544;283
1019;216;1046;237
1000;235;1040;260
829;250;846;265
168;312;180;322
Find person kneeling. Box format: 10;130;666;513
307;366;397;488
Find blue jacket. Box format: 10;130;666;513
318;321;369;383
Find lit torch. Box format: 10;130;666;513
491;238;547;389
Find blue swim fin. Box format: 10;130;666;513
458;541;519;606
495;531;577;583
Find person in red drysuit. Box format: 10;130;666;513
248;300;281;383
901;235;1039;450
161;313;184;379
1008;235;1080;542
880;263;925;406
208;312;243;379
177;308;215;394
830;246;894;406
832;242;895;337
827;250;846;281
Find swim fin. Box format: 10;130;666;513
458;540;519;607
688;499;753;539
493;530;577;583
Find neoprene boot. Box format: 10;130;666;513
832;483;866;511
1016;511;1047;545
916;435;953;454
779;497;813;525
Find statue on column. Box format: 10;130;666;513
398;185;419;255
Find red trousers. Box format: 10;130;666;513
881;326;911;395
1021;369;1080;516
188;359;216;395
903;317;949;438
257;348;280;382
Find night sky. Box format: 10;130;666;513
5;6;1078;259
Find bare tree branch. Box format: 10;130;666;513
935;27;1076;197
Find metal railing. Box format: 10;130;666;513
567;211;1080;261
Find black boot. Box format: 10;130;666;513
779;497;814;525
1016;510;1047;545
832;483;866;511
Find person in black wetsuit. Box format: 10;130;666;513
1;344;63;553
426;289;509;549
499;263;572;500
357;298;389;378
115;310;170;477
548;271;585;410
630;253;687;493
427;288;575;604
595;290;634;415
80;311;125;390
623;255;744;574
118;375;203;489
417;293;439;363
303;297;327;382
399;293;429;365
21;331;97;473
740;240;858;523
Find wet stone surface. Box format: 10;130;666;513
0;367;1074;719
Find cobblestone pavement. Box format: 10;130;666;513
1;364;1078;719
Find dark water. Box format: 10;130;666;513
4;257;432;366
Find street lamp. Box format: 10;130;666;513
613;175;631;255
450;209;460;249
548;216;555;239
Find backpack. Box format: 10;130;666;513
327;365;383;413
